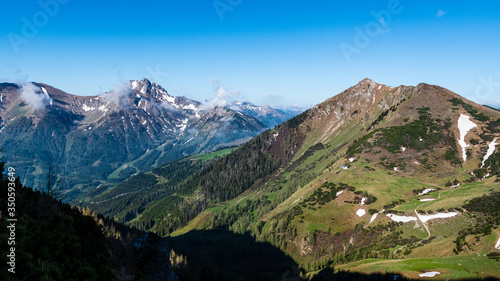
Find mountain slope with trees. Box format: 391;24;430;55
85;79;500;279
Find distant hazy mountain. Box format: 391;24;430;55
0;78;300;199
235;100;299;128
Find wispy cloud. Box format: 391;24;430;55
200;80;242;111
161;101;178;112
100;82;132;107
436;9;447;17
18;82;53;110
486;100;500;108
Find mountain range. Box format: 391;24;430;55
0;78;299;200
82;78;500;280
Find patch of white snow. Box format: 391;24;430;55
369;209;385;224
98;102;110;112
82;104;95;111
176;118;189;132
356;209;366;217
481;138;499;168
40;87;53;106
183;104;197;110
164;95;175;104
457;114;477;162
419;272;441;278
418;189;435;196
386;214;417;223
417;212;458;223
495;237;500;250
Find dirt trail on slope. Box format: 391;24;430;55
414;187;453;240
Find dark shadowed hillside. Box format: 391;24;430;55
0;162;179;281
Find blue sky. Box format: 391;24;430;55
1;0;500;108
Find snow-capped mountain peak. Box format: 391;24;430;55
130;78;200;112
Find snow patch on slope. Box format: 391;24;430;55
82;104;96;111
98;102;110;113
418;189;435;196
457;114;477;162
360;198;367;206
417;212;458;223
419;272;440;278
495;237;500;250
356;209;366;217
482;138;499;168
369;209;385;224
40;87;53;106
176;118;189;132
386;214;417;223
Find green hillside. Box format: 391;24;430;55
84;80;500;279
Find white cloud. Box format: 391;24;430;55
436;9;447;17
18;82;52;110
220;116;234;122
100;82;132;107
161;101;178;112
200;81;242;111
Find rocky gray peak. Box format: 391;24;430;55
131;78;171;100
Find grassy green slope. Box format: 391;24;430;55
87;80;500;279
168;81;500;278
